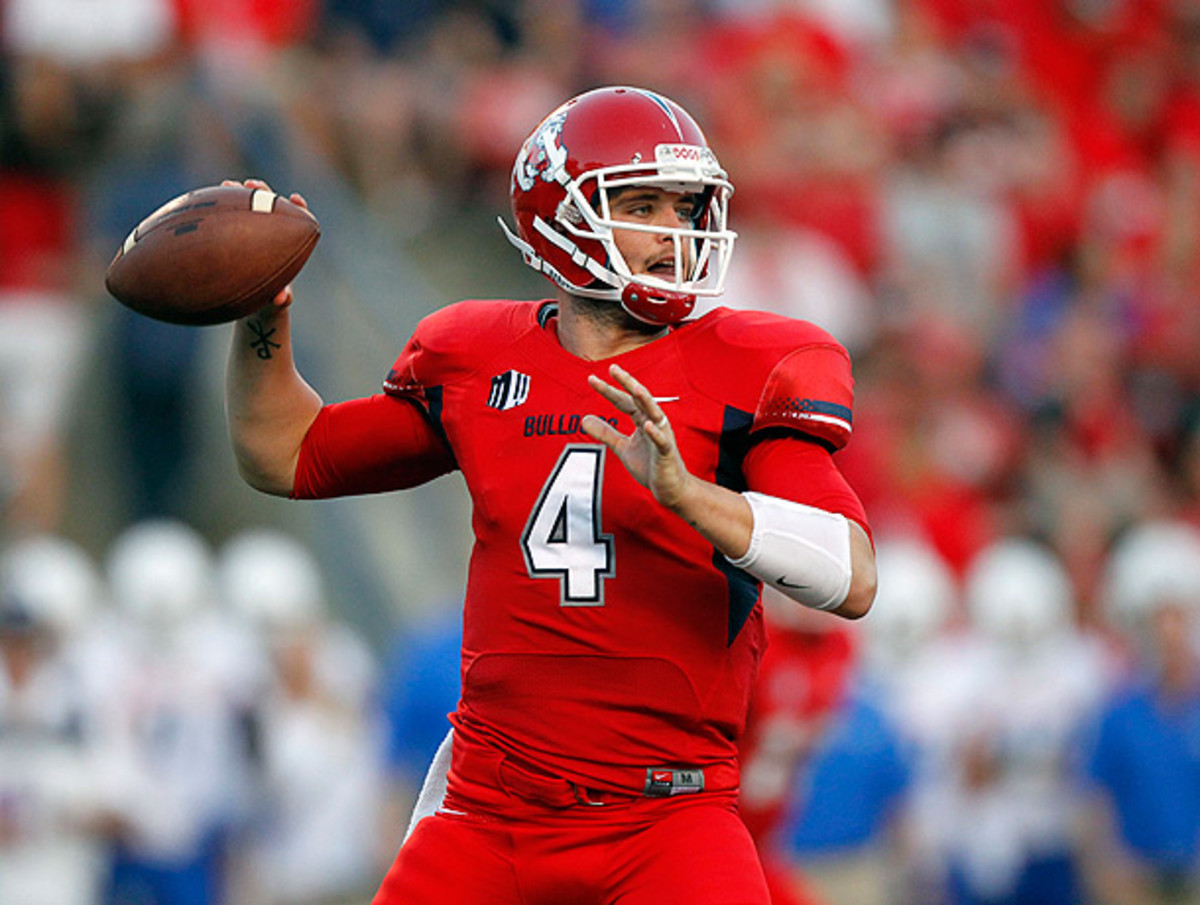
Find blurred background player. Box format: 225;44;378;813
375;599;462;846
0;534;108;677
0;538;114;905
941;537;1114;905
784;534;961;905
738;591;857;905
1083;519;1200;905
218;527;384;905
99;518;258;905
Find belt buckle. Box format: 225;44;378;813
644;767;705;797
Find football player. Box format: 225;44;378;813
223;85;876;905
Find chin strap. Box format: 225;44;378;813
620;282;696;325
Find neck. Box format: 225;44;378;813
554;290;668;360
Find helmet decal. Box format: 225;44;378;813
515;110;568;193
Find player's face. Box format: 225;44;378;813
608;187;700;281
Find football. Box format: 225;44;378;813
104;184;321;326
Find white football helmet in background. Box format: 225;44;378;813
862;536;957;669
219;527;375;712
964;537;1073;649
217;528;325;632
0;534;102;636
106;519;215;626
1103;519;1200;623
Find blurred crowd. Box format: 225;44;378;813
4;0;1200;904
752;525;1200;905
0;522;394;905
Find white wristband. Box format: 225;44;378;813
728;492;853;611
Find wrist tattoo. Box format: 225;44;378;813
247;319;281;360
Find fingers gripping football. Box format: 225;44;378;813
224;179;309;312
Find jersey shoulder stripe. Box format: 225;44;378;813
679;307;854;449
755;344;853;448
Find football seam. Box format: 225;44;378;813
225;228;321;308
129;189;307;247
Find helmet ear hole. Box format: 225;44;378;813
555;197;583;226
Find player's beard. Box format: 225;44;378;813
571;293;668;336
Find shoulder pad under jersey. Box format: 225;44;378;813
383;299;543;399
681;308;854;449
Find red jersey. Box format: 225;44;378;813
307;299;863;796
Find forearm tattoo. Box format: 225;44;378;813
246;319;281;360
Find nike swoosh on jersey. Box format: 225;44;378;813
652;396;681;403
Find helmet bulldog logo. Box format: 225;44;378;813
515;111;568;193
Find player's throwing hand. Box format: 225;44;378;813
221;178;308;310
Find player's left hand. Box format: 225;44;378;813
582;364;693;511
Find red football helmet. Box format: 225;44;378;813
499;86;736;325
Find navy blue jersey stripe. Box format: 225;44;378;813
803;399;853;422
424;386;456;466
713;405;759;645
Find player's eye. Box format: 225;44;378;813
612;202;655;222
676;196;702;222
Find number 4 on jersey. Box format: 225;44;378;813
521;445;615;605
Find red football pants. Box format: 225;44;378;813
371;792;770;905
